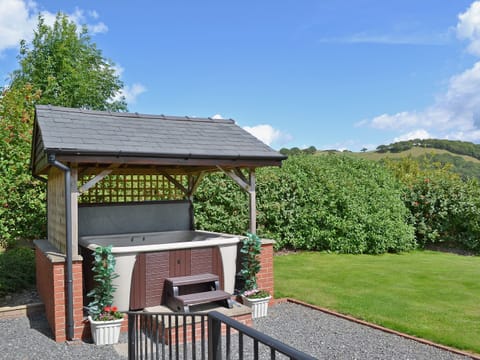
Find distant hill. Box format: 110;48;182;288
352;139;480;180
375;139;480;160
351;147;480;163
281;139;480;179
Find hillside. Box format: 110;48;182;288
351;147;480;164
376;139;480;159
351;148;480;179
313;139;480;180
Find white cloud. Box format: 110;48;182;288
111;64;147;105
61;7;108;34
318;32;450;46
370;111;422;130
0;0;108;54
119;83;146;104
113;64;125;77
211;114;224;119
89;10;99;20
88;22;108;34
0;0;38;52
365;60;480;141
393;129;432;142
243;124;291;147
359;1;480;143
457;1;480;55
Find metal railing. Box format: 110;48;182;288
127;310;316;360
128;311;208;360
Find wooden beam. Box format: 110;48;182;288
218;166;257;234
233;168;248;185
78;164;119;193
217;166;250;192
161;172;188;196
187;172;205;198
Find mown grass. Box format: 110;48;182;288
274;251;480;354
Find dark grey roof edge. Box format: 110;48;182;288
47;148;287;161
35;105;236;124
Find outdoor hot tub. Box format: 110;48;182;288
79;230;242;311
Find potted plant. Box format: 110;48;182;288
87;245;124;345
240;232;271;318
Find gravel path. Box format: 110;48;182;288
0;302;476;359
0;314;127;359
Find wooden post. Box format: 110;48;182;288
70;165;78;257
249;169;256;234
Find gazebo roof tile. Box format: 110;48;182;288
31;105;286;175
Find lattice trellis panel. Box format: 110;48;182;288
78;174;187;204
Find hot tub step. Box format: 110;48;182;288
175;290;233;312
166;273;220;287
165;273;233;312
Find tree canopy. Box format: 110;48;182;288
0;84;45;248
0;13;128;247
10;13;127;111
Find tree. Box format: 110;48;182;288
376;145;389;153
0;84;46;248
0;13;128;247
10;13;127;111
361;147;368;152
303;146;317;155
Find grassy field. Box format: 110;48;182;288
274;251;480;354
351;147;480;163
318;147;480;163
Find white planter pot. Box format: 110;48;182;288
241;295;271;319
88;315;123;345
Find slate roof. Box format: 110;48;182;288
31;105;286;174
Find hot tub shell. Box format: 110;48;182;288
80;230;241;312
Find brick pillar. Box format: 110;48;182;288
257;240;274;305
35;240;86;342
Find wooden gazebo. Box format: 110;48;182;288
31;105;286;342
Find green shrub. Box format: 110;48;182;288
194;173;249;235
385;157;480;252
195;154;415;254
0;247;36;296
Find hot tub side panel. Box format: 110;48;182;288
129;246;224;309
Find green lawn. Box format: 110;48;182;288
274;251;480;354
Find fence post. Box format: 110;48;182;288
128;313;135;360
208;314;222;360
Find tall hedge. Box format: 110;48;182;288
195;155;415;254
385;157;480;252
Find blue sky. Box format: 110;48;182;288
2;0;480;151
